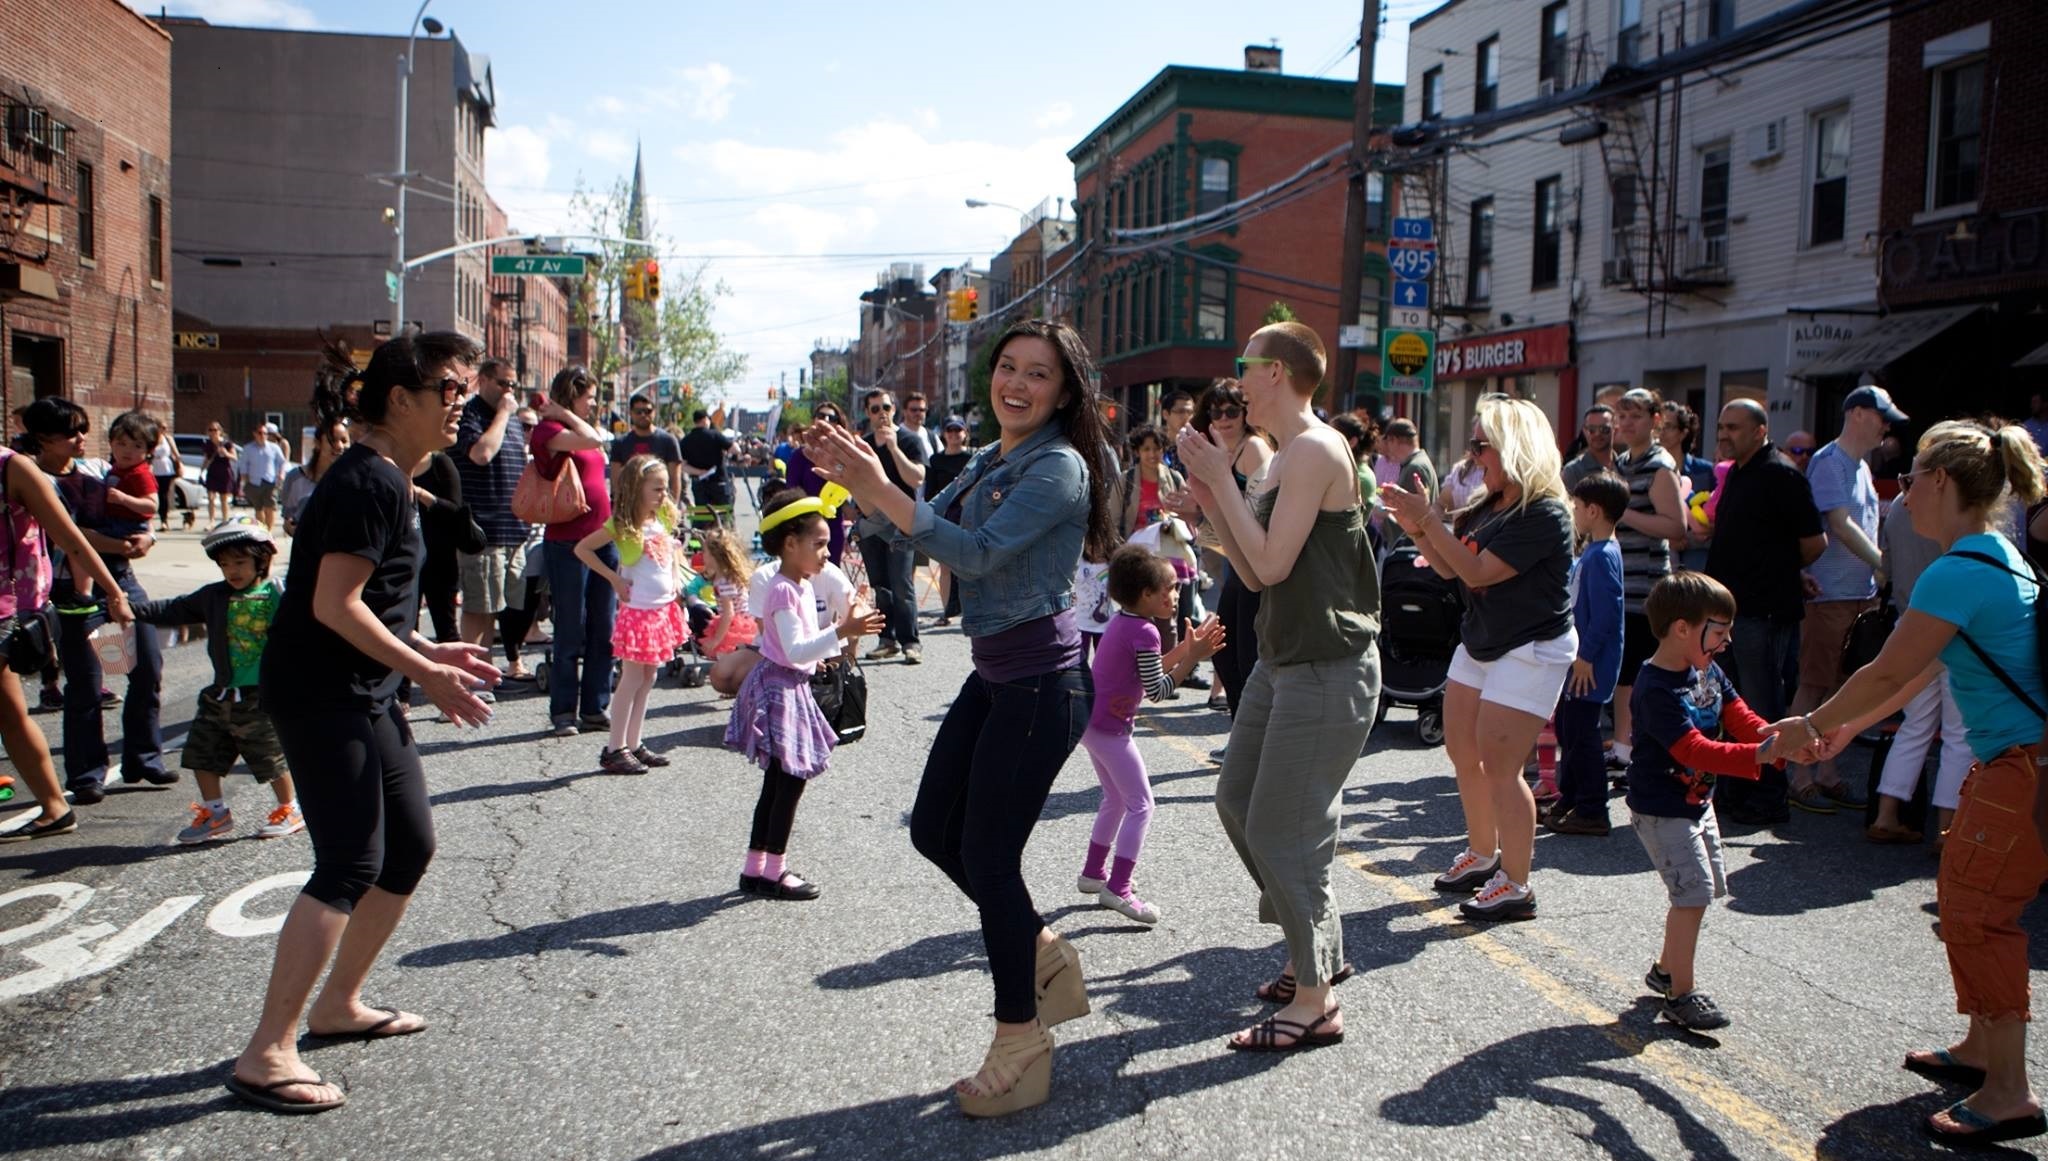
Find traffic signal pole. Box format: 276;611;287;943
1333;1;1382;414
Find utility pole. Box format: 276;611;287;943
1332;0;1382;413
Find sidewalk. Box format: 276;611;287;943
124;519;298;600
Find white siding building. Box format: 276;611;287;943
1401;0;1888;455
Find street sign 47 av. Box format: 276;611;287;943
490;254;588;277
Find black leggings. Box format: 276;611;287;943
1213;566;1262;715
498;579;547;667
748;760;807;854
421;554;459;644
274;703;436;914
911;666;1091;1023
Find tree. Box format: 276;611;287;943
1262;300;1298;325
965;330;1004;445
565;174;748;404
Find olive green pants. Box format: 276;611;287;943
1215;653;1379;987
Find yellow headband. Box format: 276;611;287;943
760;483;848;533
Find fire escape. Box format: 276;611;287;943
0;97;70;301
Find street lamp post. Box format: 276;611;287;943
390;2;443;335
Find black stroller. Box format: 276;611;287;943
1374;542;1464;745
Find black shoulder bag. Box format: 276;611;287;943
1948;550;2048;719
1840;585;1898;675
1;488;61;677
809;658;868;745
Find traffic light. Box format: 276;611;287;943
964;287;978;320
622;263;646;301
946;289;966;321
644;259;661;300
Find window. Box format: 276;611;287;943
1422;67;1444;120
1115;283;1127;352
1365;172;1387;235
1475;37;1500;114
1359;273;1383;351
1198;156;1232;215
1698;143;1731;267
1532;177;1562;288
1618;0;1643;66
1196;266;1229;341
1808;107;1850;246
74;162;94;260
147;194;163;283
1540;3;1569;85
1706;0;1737;39
1929;58;1984;210
1467;197;1494;305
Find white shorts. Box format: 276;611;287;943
1447;631;1579;720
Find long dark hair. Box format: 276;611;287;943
987;319;1118;563
313;330;479;426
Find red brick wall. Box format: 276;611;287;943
0;0;174;438
1880;0;2048;306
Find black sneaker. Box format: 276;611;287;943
579;711;611;731
1660;991;1731;1031
1645;963;1673;997
550;716;579;738
119;768;179;787
1604;747;1629;771
68;781;105;806
1544;808;1612;836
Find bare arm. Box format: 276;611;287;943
466;393;516;465
1183;429;1347;588
1798;533;1828;567
310;552;492;725
8;457;129;622
573;524;627;597
540;402;604;454
1809;609;1955;739
1618;466;1686;541
1825;507;1883;572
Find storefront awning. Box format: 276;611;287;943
2016;340;2048;368
1791;305;1979;378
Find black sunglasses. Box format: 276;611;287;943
1469;437;1492;455
413;376;468;405
1786;446;1814;457
868;403;894;414
1212;405;1245;421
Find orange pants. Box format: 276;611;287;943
1938;744;2048;1022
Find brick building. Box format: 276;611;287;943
854;263;943;408
1794;0;2048;428
1067;49;1402;424
165;19;504;442
482;193;570;392
0;0;175;437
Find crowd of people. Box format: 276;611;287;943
1;320;2045;1148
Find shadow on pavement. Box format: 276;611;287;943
398;893;740;966
1816;1091;2040;1159
429;770;609;808
0;1058;240;1151
1379;1007;1749;1160
0;841;186;879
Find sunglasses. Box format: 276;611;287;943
868;403;894;414
1212;405;1245;421
1785;446;1814;457
1234;356;1280;378
415;376;468;405
632;406;654;414
1469;437;1492;455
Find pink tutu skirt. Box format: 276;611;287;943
613;602;687;665
700;612;759;657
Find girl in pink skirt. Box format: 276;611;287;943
695;526;759;656
576;454;684;775
726;489;882;900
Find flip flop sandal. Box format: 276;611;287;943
1923;1100;2048;1146
1903;1049;1988;1088
1254;962;1354;1005
1227;1009;1344;1053
307;1006;425;1042
225;1073;346;1115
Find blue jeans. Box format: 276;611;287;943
543;540;617;721
859;531;918;649
911;666;1091;1022
1721;613;1797;815
1553;696;1609;816
58;570;166;788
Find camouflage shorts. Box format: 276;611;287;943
183;690;287;782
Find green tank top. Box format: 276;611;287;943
1251;488;1380;666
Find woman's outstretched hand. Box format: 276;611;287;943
1378;482;1432;536
1174;426;1230;488
800;421;890;499
416;640;499;728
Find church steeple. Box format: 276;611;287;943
626;140;648;248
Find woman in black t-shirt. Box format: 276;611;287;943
1383;395;1575;923
925;417;973;624
227;332;500;1117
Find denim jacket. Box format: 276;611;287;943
910;421;1088;637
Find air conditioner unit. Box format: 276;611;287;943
1538;78;1560;98
1602;256;1635;285
1746;118;1784;164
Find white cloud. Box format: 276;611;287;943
127;0;318;27
1033;102;1074;130
584;130;634;166
913;107;941;133
679;63;736;123
487;124;551;191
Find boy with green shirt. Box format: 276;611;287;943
134;519;302;844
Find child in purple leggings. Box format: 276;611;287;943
1077;546;1224;923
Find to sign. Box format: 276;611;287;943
1383;329;1436;395
490;255;588;277
1392;217;1435;242
174;332;219;350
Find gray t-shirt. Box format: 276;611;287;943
1880;490;1940;604
1454;495;1575;661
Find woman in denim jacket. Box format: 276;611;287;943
805;320;1119;1117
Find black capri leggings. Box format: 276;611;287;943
274;703;436;914
749;759;807;855
1213;566;1262;715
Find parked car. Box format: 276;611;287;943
170;433;218;510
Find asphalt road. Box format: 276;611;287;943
0;507;2042;1159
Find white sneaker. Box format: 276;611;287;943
1459;869;1536;921
1432;847;1500;892
256;801;305;839
1097;888;1161;925
1076;874;1106;895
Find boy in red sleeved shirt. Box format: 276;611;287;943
1626;571;1791;1031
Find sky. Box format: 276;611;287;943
135;0;1437;408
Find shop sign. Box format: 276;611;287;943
1433;324;1571;380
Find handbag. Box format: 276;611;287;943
453;504;490;555
510;448;589;525
809;659;868;745
0;453;57;676
1839;587;1897;675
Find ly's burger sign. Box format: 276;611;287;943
1434;324;1572;380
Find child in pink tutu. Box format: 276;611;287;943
695;526;758;657
726;489;882;900
575;454;683;774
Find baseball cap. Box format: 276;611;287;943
1843;384;1909;424
942;416;966;431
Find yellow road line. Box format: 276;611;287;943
1139;721;1814;1160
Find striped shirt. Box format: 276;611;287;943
1615;445;1675;614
